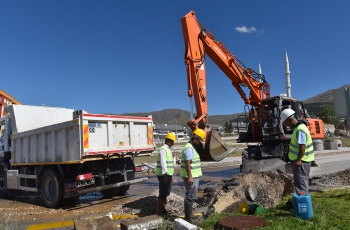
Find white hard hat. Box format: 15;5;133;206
280;109;295;122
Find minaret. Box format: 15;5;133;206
258;62;262;82
285;51;291;97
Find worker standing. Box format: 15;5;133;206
281;109;314;196
155;132;176;216
180;128;205;223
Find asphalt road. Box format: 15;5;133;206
310;152;350;176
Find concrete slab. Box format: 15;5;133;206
120;215;164;230
74;219;96;230
93;216;116;230
173;218;198;230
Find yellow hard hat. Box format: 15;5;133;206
165;132;176;142
239;202;249;214
193;129;206;142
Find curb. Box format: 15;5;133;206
27;214;140;230
26;212;204;230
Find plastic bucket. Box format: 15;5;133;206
293;193;313;219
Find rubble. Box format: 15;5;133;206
310;168;350;187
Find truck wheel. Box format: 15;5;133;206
100;174;120;197
100;158;135;197
41;169;64;208
117;158;135;195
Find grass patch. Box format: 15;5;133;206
133;155;158;165
340;137;350;147
199;188;350;230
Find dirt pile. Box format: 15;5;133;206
214;171;294;213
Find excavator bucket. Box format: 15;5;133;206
196;130;237;161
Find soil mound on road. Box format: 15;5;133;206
214;171;294;213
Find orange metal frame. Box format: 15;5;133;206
181;11;270;138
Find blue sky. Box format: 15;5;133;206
1;1;349;116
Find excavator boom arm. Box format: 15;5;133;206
181;11;270;130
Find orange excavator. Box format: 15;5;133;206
181;11;324;172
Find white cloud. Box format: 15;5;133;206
235;26;257;33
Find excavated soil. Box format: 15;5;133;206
114;168;350;217
214;171;294;213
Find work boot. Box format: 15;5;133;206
184;203;193;224
286;199;293;209
311;161;319;167
156;198;166;216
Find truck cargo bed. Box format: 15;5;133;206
8;107;154;165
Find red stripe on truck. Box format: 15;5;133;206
83;114;152;120
84;147;154;156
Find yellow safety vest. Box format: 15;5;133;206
180;142;202;178
156;145;174;176
288;123;314;162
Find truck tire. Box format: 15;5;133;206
41;169;64;208
100;158;135;197
100;174;120;197
117;158;135;195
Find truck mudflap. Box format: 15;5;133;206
197;130;237;162
241;158;292;174
64;177;148;198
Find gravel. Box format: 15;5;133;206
310;168;350;187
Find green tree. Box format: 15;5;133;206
316;105;342;126
224;121;233;134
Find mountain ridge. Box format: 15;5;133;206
122;84;350;126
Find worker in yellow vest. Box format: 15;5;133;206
155;132;176;216
180;128;205;223
281;109;314;195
